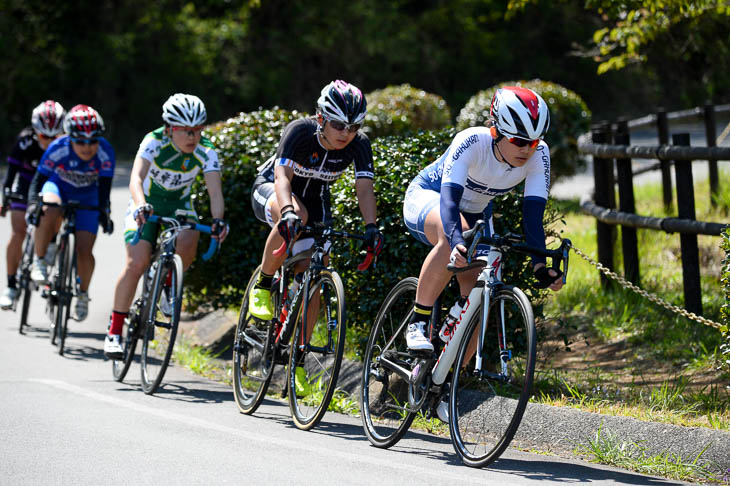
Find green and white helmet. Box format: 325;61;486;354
162;93;207;126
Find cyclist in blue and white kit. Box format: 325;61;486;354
27;104;115;321
403;86;564;357
0;101;65;309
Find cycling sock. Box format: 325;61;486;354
410;303;432;324
255;272;274;290
109;310;128;335
8;275;17;289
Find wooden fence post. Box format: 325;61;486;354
592;123;615;288
704;102;719;207
615;119;640;285
656;109;673;210
672;133;702;315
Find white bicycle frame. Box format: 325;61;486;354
431;248;503;386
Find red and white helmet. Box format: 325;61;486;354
31;100;65;137
317;80;367;124
63;104;105;139
490;86;550;140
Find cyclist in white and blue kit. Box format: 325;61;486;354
403;86;564;356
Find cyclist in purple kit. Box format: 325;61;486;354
26;104;115;321
0;101;65;309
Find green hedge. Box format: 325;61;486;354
456;79;591;182
721;228;730;371
186;110;563;357
363;84;451;138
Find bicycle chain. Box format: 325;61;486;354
566;242;724;331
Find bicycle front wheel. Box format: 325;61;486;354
233;266;276;415
18;266;33;334
360;277;418;448
55;233;75;356
112;302;141;382
449;285;536;468
140;254;183;394
287;268;346;430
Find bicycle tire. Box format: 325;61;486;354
449;285;536;468
55;233;75;356
233;265;277;415
361;277;418;448
287;268;346;430
18;232;34;334
140;254;183;394
112;301;141;382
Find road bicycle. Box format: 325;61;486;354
0;192;37;334
42;201;107;356
111;213;218;394
233;224;374;430
360;220;570;467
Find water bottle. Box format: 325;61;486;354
439;297;466;343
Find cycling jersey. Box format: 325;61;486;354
135;127;220;203
404;126;551;263
253;117;373;224
3;127;45;207
39;135;115;194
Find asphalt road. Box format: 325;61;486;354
0;169;691;485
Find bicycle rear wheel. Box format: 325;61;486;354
18;232;34;334
233;265;277;415
140;254;183;394
287;268;346;430
449;285;536;468
55;233;75;356
112;300;142;382
361;277;418;448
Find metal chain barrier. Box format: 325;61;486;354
566;242;725;331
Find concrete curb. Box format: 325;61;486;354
181;308;730;475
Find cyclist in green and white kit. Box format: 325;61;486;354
104;93;228;358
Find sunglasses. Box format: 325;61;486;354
71;138;99;146
328;120;361;133
171;125;204;137
507;136;540;148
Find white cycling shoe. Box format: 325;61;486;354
405;321;434;352
104;334;123;360
74;292;89;321
30;259;49;284
0;287;17;309
436;399;449;422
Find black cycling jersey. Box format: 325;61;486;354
3;126;45;198
259;117;373;196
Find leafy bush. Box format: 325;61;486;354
456;79;591;182
721;228;730;371
185;108;306;310
186;111;563;358
363;84;451;138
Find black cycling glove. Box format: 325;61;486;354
534;266;563;289
364;223;384;257
277;210;302;248
99;208;114;234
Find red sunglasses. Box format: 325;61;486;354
507;136;540;148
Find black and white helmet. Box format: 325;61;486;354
490;86;550;140
162;93;207;126
316;80;367;124
31;100;65;137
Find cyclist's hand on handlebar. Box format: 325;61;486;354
533;264;564;291
211;217;229;243
448;244;469;268
363;223;384;257
276;209;302;249
25;202;40;226
133;203;153;226
99;209;114;234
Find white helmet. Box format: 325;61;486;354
316;80;367;124
162;93;207;126
490;86;550;140
31;100;65;137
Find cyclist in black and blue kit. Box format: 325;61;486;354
0;101;65;309
249;80;384;319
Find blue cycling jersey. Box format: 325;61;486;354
38;135;115;194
